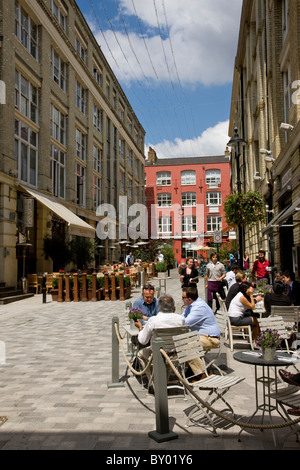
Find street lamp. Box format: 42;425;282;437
227;127;246;269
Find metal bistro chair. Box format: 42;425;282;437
172;330;244;435
216;292;254;352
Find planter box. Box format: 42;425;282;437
157;272;167;279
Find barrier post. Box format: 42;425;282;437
107;316;125;389
148;338;178;443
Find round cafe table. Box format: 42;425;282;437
233;350;299;446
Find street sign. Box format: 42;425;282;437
229;231;237;240
213;231;222;243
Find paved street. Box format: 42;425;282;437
0;269;299;451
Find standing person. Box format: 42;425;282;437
228;281;260;342
182;287;220;380
157;251;164;263
251;250;270;285
126;252;133;266
205;253;226;310
282;270;300;306
133;284;159;321
243;252;249;270
180;257;199;289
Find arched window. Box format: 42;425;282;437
157;171;171;186
181;170;196;185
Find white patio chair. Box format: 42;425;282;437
216;292;254;351
258;316;291;351
202;312;227;376
270;305;300;335
172;330;245;436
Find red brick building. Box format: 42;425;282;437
145;148;231;264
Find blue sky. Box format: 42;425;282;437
75;0;243;158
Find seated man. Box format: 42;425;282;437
264;281;291;315
133;284;159;321
225;264;239;291
134;294;185;381
182;287;220;379
282;270;300;306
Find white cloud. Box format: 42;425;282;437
146;120;230;158
93;0;242;86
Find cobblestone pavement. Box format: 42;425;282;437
0;270;299;451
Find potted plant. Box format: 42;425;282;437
128;307;143;329
155;261;168;278
256;328;282;361
51;277;59;301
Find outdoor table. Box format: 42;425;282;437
233;350;299;446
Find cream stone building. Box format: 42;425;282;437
0;0;145;286
228;0;300;279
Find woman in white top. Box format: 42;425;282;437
228;281;260;341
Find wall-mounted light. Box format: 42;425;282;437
280;122;294;131
265;204;274;214
253;172;262;181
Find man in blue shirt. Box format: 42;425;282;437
133;284;159;321
182;287;220;379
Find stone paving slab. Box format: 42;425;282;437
0;271;299;451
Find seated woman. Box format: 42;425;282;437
264;281;291;315
228;281;260;342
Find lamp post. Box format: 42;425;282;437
227;127;246;270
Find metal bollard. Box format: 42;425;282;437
148;338;178;443
42;274;46;304
107;316;125;389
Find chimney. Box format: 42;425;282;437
148;146;157;164
225;146;230;158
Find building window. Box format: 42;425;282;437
15;70;38;124
51;48;66;92
158;216;172;233
282;0;289;42
120;172;125;193
93;105;102;132
206;192;221;206
119;101;125;121
127;149;133;168
283;64;291;123
76;80;87;114
50;144;65;198
15;1;38;60
93;145;102;174
207;216;222;233
157;171;171;186
75;163;85;207
119;139;125;159
206;169;221;187
51;105;66;146
15;119;38;186
75;36;87;63
182;215;197;233
181;192;196;207
93;63;102;87
157;193;172;207
93;175;101;210
76;128;86;161
51;0;67;30
181;170;196;185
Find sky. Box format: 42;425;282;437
75;0;243;159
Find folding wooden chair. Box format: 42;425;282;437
271;306;300;334
139;326;190;394
216;292;254;351
172;330;244;435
